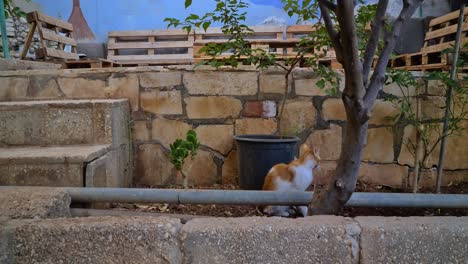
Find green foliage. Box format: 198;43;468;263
169;130;200;171
385;68;468;168
3;0;29;19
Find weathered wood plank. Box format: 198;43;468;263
36;47;79;60
425;23;468;41
429;7;468;27
27;11;73;32
42;29;77;46
108;41;193;49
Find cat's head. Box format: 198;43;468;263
299;143;321;168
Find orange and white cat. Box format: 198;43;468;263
262;144;320;217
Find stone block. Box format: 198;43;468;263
362;127;394;163
182;150;218;186
295;78;330;96
132;120;150;141
369;100;400;125
322;98;345;121
185;96;242;119
42;107;94;145
383;82;421;97
184;71;257;95
1;163;84;187
398;125;439;168
280;99;316;134
152;119;192;148
235;118;277;135
27;75;61;99
195;125;233;155
58;76;107;99
242;100;276;118
306;124;342;160
141;90;183;115
136;144;175;187
432;121;468;170
426;79;446;96
222;150;238;185
0;77;28;100
108;74;140;111
140;71;182;88
322;99;399;125
181;216;360;264
13;216;182;264
0;187;71;219
358;163;407;188
419;96;445;120
357;217;468;264
259;74;290;94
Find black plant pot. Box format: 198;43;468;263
233;135;300;190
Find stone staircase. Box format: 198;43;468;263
0;99;132;187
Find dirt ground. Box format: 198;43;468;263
110;182;468;217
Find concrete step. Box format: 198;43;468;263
0;99;129;147
0;144;125;187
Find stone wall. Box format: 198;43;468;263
0;16;42;59
0;66;467;188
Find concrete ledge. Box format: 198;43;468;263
10;216;182;264
1;214;467;264
0;59;61;71
181;216;360;264
0;187;71;219
357;216;468;264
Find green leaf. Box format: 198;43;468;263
316;79;326;90
185;0;192;8
202;21;211;32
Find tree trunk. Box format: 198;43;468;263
310;93;368;215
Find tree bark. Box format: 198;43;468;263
311;0;423;215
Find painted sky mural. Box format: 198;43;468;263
32;0;295;41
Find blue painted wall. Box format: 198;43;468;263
33;0;295;41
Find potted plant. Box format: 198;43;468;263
164;0;351;190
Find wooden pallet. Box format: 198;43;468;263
21;11;78;61
390;7;468;71
107;29;195;65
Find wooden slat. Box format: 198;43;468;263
42;29;77;46
424;23;468;41
108;54;193;62
36;47;79;60
108;41;193;49
286;25;317;33
27;11;73;32
20;22;36;59
429;7;468;27
421;38;468;53
108;29;192;37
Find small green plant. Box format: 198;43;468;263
385;65;468;192
169;130;200;189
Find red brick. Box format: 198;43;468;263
242;100;276;118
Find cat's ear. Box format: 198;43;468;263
313;146;319;156
299;144;310;155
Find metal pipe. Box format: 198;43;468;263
0;0;10;58
436;3;466;193
2;187;466;208
58;187;468;208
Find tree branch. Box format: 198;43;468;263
318;0;343;64
336;0;364;100
321;0;337;13
363;0;423;109
362;0;389;88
